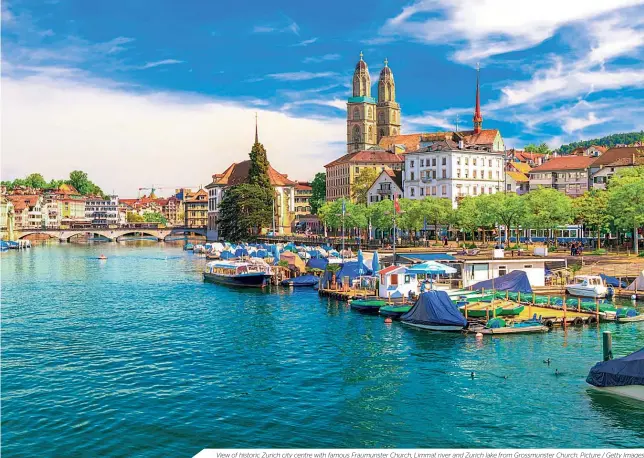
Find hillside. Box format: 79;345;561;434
558;131;644;154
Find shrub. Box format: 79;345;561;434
638;251;644;257
591;249;607;255
467;243;477;249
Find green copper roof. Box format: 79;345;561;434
348;96;376;104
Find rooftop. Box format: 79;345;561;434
378;129;500;153
506;171;529;183
325;149;403;168
210;160;296;187
529;156;595;173
590;146;644;167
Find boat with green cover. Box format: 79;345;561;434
473;317;549;335
379;304;412;319
459;300;524;318
349;299;387;314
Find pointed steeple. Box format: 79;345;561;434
473;63;483;134
254;112;259;144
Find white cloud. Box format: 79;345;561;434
283;99;346;111
253;25;275;33
138;59;184;70
380;0;644;63
1;74;345;196
266;71;337;81
293;37;318;47
253;20;299;35
562;112;610;133
303;53;340;63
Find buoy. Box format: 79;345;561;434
384;317;392;324
475;332;483;339
631;294;637;300
470;372;475;379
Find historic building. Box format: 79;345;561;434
294;182;313;219
184;189;208;229
346;53;401;153
528;156;595;197
85;195;120;226
205;126;296;240
366;169;403;205
589;147;644;190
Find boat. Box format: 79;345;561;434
98;254;108;260
566;275;608;298
203;260;272;288
586;347;644;402
401;290;468;332
281;274;320;287
458;300;524;318
379;304;412;320
183;242;194;251
472;317;549;335
616;308;644;323
349;299;387;314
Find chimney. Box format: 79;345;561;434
458;140;464;149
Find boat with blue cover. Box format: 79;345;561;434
587;347;644;402
281;274;319;287
401;290;468;332
203;260;272;288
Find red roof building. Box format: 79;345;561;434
528;156;596;197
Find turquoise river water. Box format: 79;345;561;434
2;243;643;456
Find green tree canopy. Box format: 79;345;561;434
317;199;367;230
572;190;611;248
218;184;273;242
607;166;644;254
418;197;454;241
524;142;551;155
67;170;104;196
126;212;144;222
309;172;326;214
143;212;168;225
523;187;572;236
484;192;528;243
24;173;47;189
454;196;482;239
351;167;380;205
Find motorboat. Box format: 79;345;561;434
203;260;272;288
471;317;549;335
349;299;387;314
566;275;608;298
401;290;468;332
587;348;644;402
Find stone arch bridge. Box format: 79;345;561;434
17;227;207;243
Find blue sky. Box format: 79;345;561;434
2;0;644;195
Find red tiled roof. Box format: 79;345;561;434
6;195;40;212
211;160;296;186
185;189;208;202
530;156;595;172
325;150;403;168
296;182;312;191
590;147;644;167
460;129;499;146
378;129;500;153
379;265;404;275
383;169;403;189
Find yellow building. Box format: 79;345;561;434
325;149;404;201
184;189;208;228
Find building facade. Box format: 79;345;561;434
403;141;504;207
184;189;208;228
528;156;595;197
6;195;42;229
325;149;403;201
589;147;644;190
367;169;403;205
346;53;401;153
85;195;119;226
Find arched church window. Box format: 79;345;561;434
368;126;373;142
353;125;360;142
353;109;359;120
361;77;367;95
378;112;384;124
379;129;385;139
393;128;398;135
353;76;360;96
368;107;372;119
386;82;392;100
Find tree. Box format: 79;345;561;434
398;198;424;239
309;173;326;214
67;170;104;196
484;192;527;244
143;212;168;225
419;197;453;241
351;167;380;205
607;166;644;254
367;199;395;235
454;197;482;241
248;141;272;191
24;173;47;189
572;190;611;248
523;187;572;244
524;142;550;155
218;184;273;242
126;212;144;222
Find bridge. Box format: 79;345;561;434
16;227;207;243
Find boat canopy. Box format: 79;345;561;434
220;250;236;260
470;270;533;294
599;273;627;288
587;348;644;388
281;274;319;287
321;261;373;287
401;291;468;327
407;261;457;275
626;270;644;291
306;258;328;270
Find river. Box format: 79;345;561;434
2;243;643;456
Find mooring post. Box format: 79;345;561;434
603;331;613;361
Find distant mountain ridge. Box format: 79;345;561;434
557;131;644;155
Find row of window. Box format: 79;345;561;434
409;157;501;168
351;107;398;123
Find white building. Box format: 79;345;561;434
589;147;643;190
367;169;403;205
378;265;419;299
403;140;505;207
461;258;567;288
85;195;120;226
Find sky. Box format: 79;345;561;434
2;0;644;196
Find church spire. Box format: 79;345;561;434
473;63;483;134
254;112;259;144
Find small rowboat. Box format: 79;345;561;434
349;299;387;314
459;300;524;318
616;308;644;322
379;304;412;320
474;318;549;335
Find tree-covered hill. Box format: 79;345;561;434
557;131;644;154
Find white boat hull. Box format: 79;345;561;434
617;314;644;322
590;385;644;402
402;321;464;332
566;285;607;298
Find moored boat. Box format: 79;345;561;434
379;304;412;320
587;347;644;402
183;242;194;251
349;299;387;314
203;260;272;288
616;308;644;323
472;317;549;335
459;300;524;318
401;290;468;332
566;275;608;298
281;274;320;287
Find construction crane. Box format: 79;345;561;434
137;185;200;198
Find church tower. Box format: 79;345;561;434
473;63;483;134
376;58;401;142
347;52;377;153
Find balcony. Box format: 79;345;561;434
377;187;391;195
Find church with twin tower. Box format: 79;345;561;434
346;52;401;153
